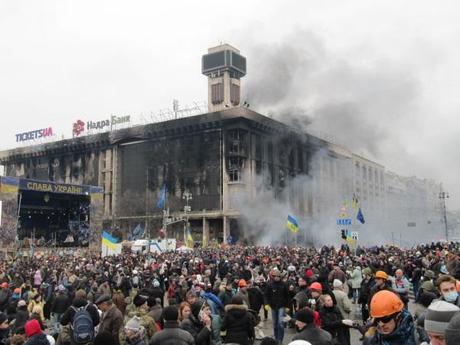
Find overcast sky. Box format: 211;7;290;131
1;0;459;209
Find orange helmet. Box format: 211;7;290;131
309;282;323;291
456;280;460;292
375;271;388;280
238;279;247;288
370;290;404;318
0;283;8;289
13;288;21;294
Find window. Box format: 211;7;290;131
211;83;224;104
230;83;240;105
228;157;244;182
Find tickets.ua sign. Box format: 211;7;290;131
15;127;53;142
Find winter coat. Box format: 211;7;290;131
13;307;29;332
28;300;45;321
328;268;347;284
51;293;71;314
99;304;124;345
147;305;163;323
126;307;157;342
332;289;352;319
292;323;333;345
181;314;211;345
218;290;233;306
0;329;9;345
60;298;100;327
319;305;350;345
221;304;255;345
349;268;363;289
247;286;264;312
149;320;195;345
265;280;289;310
392;277;410;304
368;309;416;345
25;334;50;345
33;271;42;287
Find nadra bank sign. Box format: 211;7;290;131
73;115;130;137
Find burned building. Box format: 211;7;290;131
0;107;330;245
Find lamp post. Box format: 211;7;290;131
183;192;192;244
439;190;449;241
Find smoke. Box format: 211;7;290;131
232;30;453;245
233;148;362;247
243;30;420;159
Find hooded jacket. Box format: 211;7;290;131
221;304;255;345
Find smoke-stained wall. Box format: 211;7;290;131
117;130;222;218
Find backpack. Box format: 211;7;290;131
71;304;94;344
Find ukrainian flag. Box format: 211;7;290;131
0;177;19;194
102;231;119;250
185;227;193;248
286;215;299;233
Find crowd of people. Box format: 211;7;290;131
0;241;457;345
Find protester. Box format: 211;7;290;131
265;268;289;343
445;311;460;345
180;301;212;345
367;290;416;345
220;295;255;345
24;319;49;345
291;308;333;345
318;294;352;345
96;295;124;345
421;301;459;345
149;305;195;345
348;265;362;304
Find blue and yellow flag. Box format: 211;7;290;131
156;184;167;209
102;231;119;250
357;208;365;224
286;215;299;233
0;177;19;194
185;227;193;248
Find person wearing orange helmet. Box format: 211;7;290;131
367;290;416;345
368;271;394;308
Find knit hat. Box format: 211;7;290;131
162;305;179;321
0;313;7;325
333;279;343;288
25;319;42;337
295;308;314;324
445;311;460;344
125;316;142;331
425;301;460;335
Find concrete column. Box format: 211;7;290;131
202;217;209;247
223;216;229;244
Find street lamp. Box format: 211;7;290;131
439;190;449;241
